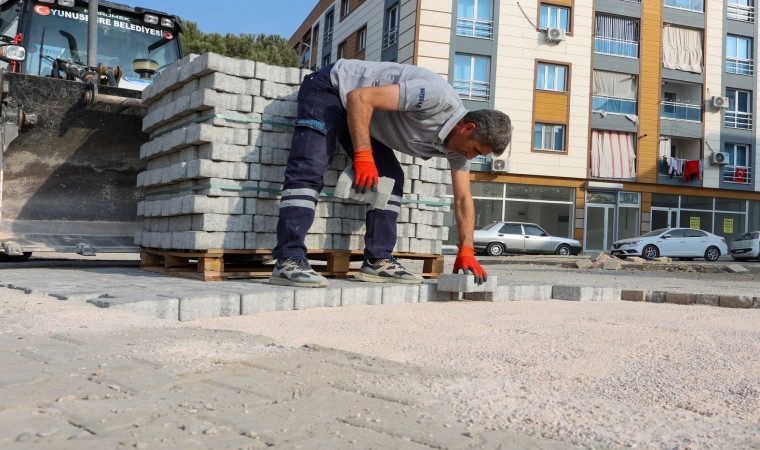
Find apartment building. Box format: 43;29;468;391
290;0;760;254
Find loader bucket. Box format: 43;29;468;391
0;72;145;254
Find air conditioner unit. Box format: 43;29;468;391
711;151;729;165
492;159;509;173
711;96;729;109
545;27;566;43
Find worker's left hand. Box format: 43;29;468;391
453;246;487;285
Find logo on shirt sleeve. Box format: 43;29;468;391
415;88;426;109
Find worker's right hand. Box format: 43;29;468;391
453;246;488;285
352;149;379;193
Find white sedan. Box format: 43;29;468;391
611;228;728;261
730;231;760;261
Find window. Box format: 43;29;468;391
664;0;704;13
383;3;399;49
727;0;754;22
592;70;638;114
590;130;637;178
533;123;565;151
457;0;494;39
358;27;367;50
536;63;567;91
540;4;570;31
726;88;752;129
662;26;703;73
337;41;346;59
322;52;331;68
341;0;350;18
726;35;753;75
453;54;490;101
500;223;523;234
523;224;547;236
324;9;334;43
723;143;752;185
595;14;639;58
312;24;320;55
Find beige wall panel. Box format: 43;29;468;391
703;0;726;189
419;10;451;27
416;56;450;75
416;41;450;59
418;26;451;43
420;0;453;13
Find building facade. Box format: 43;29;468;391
290;0;760;253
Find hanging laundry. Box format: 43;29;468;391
683;160;701;182
667;157;682;177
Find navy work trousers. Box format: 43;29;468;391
272;64;405;260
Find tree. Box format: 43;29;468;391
180;21;299;68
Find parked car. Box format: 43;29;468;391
611;228;728;261
730;231;760;261
473;221;582;256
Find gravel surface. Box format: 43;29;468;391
2;257;760;449
200;300;760;449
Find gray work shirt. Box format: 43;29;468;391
330;59;470;171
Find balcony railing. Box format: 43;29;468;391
727;3;755;22
726;57;754;75
593;96;637;115
664;0;704;12
382;27;398;49
594;36;639;58
456;18;494;39
453;80;490;102
660;101;702;122
725;111;753;129
722;165;753;184
323;27;333;43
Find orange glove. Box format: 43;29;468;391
453;246;487;285
352;149;379;193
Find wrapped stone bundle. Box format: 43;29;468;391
136;53;450;255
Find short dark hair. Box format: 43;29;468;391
463;109;512;156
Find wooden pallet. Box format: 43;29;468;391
140;247;443;281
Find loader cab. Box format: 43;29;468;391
0;0;182;89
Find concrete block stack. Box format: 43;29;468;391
135;53;450;255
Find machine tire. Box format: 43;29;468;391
704;246;721;262
555;244;571;256
642;245;659;260
0;252;32;262
487;242;505;256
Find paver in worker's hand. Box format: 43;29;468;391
334;167;394;209
436;274;497;293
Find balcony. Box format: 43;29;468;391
722;165;753;185
592;96;637;115
453;80;490;102
382;27;398;49
657;137;702;186
726;57;754;76
661;100;701;122
456;17;494;39
727;2;754;22
664;0;704;12
594;36;639;58
725;111;753;129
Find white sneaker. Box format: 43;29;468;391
354;257;424;284
269;258;328;288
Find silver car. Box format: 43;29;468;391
473;221;582;256
730;231;760;261
611;228;728;261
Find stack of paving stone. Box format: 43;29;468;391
134;52;450;255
